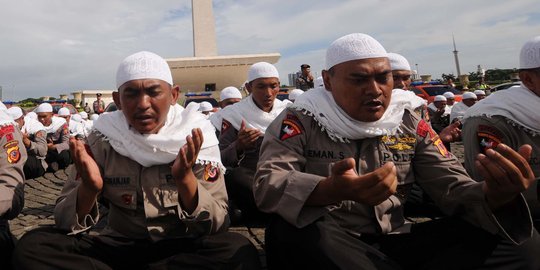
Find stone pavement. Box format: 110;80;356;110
9;142;464;268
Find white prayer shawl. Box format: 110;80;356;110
428;103;451;117
0;110;14;127
209;109;224;131
449;102;470;123
43;116;67;135
68;120;85;137
291;87;426;142
218;95;289;133
22;117;46;135
463;84;540;135
93;103;222;169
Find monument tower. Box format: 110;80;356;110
167;0;280;92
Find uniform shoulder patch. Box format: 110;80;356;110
221;120;231;133
62;124;69;135
4;140;21;164
477;125;503;154
204;164;220;182
416;119;431;138
279;113;304;141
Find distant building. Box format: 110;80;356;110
288;72;299;87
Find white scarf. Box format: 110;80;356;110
43;116;66;134
428;103;450;117
218;95;289;133
22;117;45;135
463;84;540;134
290;87;426;142
208;109;224;131
0;110;14;127
93;103;222;168
449;102;470;123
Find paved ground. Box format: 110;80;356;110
9;142;464;268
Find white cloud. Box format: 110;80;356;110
1;0;539;100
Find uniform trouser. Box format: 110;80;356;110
265;215;540;270
24;155;46;179
226;167;268;222
45;149;71;170
13;227;262;270
0;222;16;270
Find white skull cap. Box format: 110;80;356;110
116;51;173;89
248;62;279;82
220;86;242;101
462;92;477;100
443;92;455;99
520;36;540;69
388;52;411;71
434;95;447;102
35;103;53;113
326;33;387;70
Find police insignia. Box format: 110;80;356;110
62;124;69;135
221;120;231;133
279;114;303;141
416;120;431;138
477;125;503;154
204;164;220;182
121;194;133;205
0;125;15;139
432;135;450;158
5;141;21;164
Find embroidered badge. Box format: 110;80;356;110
477;125;503;154
432;135;450;158
382;135;416;151
416;120;431;138
121;194;133;205
62;124;69;135
221;120;231;133
5;141;21;164
204;164;220;182
0;125;15;139
279;114;304;141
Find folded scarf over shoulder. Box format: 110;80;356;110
0;109;14;127
93;103;223;169
290;87;426;142
43;116;66;134
463;84;540;134
22;117;46;135
217;95;289;133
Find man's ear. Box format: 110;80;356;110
519;71;535;90
112;91;121;110
171;85;180;105
245;82;253;94
322;70;331;91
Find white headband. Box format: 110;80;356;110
116;51;173;89
326;33;387;70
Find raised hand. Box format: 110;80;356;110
475;144;535;209
171;128;203;183
439;121;462;143
236;120;263;152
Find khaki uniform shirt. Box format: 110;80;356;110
463;115;540;218
219;120;263;171
46;122;70;153
54;131;229;241
254;108;533;244
0;124;27;221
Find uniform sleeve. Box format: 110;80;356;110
0;126;27;220
254;109;333;228
178;157;229;234
462;116;513;181
218;120;241;167
411;114;533;244
54;124;70;153
27;130;48;157
54;134;101;234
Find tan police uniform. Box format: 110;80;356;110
254;107;537;269
44;120;71;170
23;129;47;178
0;122;27;267
463;115;540;221
55;131;229;240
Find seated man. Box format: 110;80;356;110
13;51;261;269
450;92;477;123
0;102;27;270
254;33;540;269
7;106;47;178
58;107;85;139
463;35;540;230
427;95;450;134
218;62;288;220
209;86;243;136
35;103;71;171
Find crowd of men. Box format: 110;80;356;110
0;34;539;269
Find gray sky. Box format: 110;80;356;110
1;0;539;101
